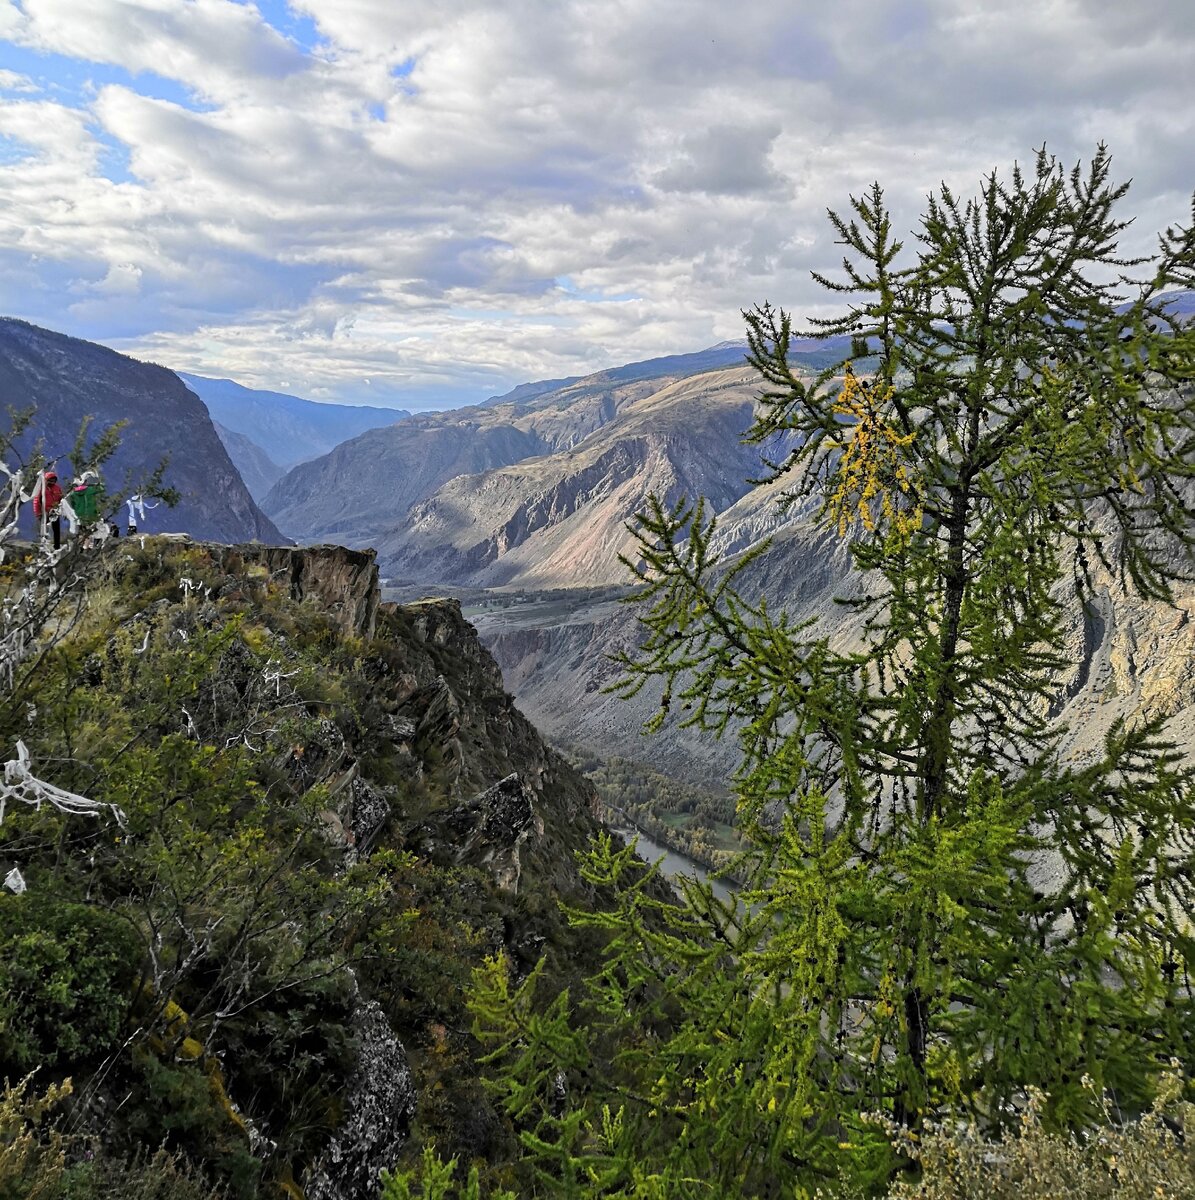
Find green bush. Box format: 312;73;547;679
380;1144;515;1200
119;1051;259;1200
0;1074;225;1200
0;897;141;1072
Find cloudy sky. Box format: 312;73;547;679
0;0;1192;410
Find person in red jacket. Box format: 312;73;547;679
31;469;63;549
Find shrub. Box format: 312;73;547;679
0;1074;70;1200
0;897;141;1072
59;1147;226;1200
380;1144;516;1200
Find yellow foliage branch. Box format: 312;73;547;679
826;366;922;541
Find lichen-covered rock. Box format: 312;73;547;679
303;1000;416;1200
385;714;417;746
410;675;464;791
414;676;461;740
349;776;393;854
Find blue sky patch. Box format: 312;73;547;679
554;277;641;303
89;124;137;184
252;0;322;54
0;132;32;165
0;41;214;113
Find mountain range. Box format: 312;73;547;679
180;371;410;472
260;339;820;566
261;309;1195;786
3;311;1189;790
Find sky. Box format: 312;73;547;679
0;1;1192;411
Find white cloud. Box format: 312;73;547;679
90;261;144;295
0;68;38;92
14;0;306;102
0;0;1191;408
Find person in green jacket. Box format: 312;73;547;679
69;475;102;523
68;470;109;545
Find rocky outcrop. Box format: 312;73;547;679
303;1000;416;1200
257;544;381;639
6;532;618;1189
204;543;382;639
410;773;544;893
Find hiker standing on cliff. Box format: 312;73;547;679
31;469;63;549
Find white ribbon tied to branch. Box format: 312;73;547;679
0;462;25;560
58;494;79;536
0;740;126;826
127;493;159;527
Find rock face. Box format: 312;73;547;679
411;773;545;893
248;543;381;639
264;415;552;547
268;361;797;591
379;373;782;590
0;318;284;544
303;999;417;1200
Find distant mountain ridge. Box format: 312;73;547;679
212;421;285;501
180;373;410;469
262;337;842;547
0;319;283;544
374;363;792;589
261;294;1195;576
480;343;752;411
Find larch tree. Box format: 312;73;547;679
467;147;1195;1197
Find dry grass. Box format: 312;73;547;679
881;1070;1195;1199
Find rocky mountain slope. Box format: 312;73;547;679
213;420;285;500
261;339;810;551
180;372;409;469
0;536;616;1197
0;319;282;543
378;364;793;589
264;414;552;546
479;474;1195;787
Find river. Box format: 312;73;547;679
613;827;738;905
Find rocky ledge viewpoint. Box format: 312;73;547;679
0;535;615;1198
